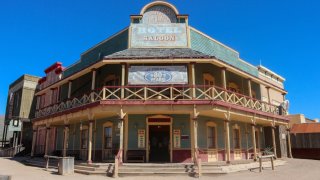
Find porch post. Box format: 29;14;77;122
91;69;96;90
121;63;126;99
266;87;271;104
225;120;231;163
87;120;94;164
67;81;72;99
287;127;293;158
63;125;69;157
31;126;38;157
119;118;124;162
251;124;257;160
271;126;277;158
248;79;252;97
190;62;196;98
221;68;227;101
44;126;51;156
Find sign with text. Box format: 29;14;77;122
130;24;188;48
173;129;181;148
128;66;188;85
138;129;145;148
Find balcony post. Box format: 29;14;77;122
67;81;72;99
287;126;293;158
31;126;38;158
271;125;277;158
248;79;253;98
91;69;96;90
251;124;257;161
221;67;227;101
44;125;51;156
63;124;69;157
121;63;126;99
190;62;196;99
87;120;94;164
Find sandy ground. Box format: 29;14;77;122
0;158;319;180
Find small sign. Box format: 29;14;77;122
138;129;145;148
173;129;181;148
281;133;286;140
8;119;22;132
181;135;189;140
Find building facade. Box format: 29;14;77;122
2;75;39;152
31;1;291;163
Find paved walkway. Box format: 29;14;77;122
0;158;319;180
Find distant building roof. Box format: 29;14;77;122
291;123;320;134
104;48;213;60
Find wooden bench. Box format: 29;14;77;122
258;155;275;172
126;151;145;163
44;155;62;170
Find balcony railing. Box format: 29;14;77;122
35;85;285;119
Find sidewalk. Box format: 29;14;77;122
0;157;319;180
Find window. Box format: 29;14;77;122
233;126;241;149
255;130;259;149
203;73;215;98
207;126;216;149
81;129;88;149
104;126;112;149
228;82;240;93
104;74;120;86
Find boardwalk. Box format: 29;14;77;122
0;158;319;180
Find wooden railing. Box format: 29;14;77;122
113;149;123;178
35;85;285;119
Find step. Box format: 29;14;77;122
74;165;96;171
74;169;110;175
119;168;188;173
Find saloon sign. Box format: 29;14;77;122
131;24;188;48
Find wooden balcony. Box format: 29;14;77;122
35;85;286;119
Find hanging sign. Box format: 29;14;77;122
138;129;145;148
173;129;181;148
128;66;188;85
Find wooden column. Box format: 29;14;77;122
91;69;96;90
31;126;38;157
271;126;277;158
190;62;196;98
121;63;126;99
67;81;72;99
225;120;231;163
44;126;50;156
63;125;69;157
287;127;293;158
87;120;94;164
266;87;271;104
119;118;124;163
251;124;257;160
221;68;227;101
248;79;252;97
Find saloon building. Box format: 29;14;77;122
31;1;291;166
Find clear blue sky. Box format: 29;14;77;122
0;0;319;119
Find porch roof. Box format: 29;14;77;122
103;48;214;60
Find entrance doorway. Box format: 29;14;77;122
149;125;170;162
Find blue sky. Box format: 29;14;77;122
0;0;319;119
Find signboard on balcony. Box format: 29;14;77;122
128;66;188;85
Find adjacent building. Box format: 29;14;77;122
289;114;320;160
31;1;291;164
2;75;40;152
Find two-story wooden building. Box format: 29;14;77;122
31;1;291;165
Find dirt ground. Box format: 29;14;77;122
0;158;319;180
